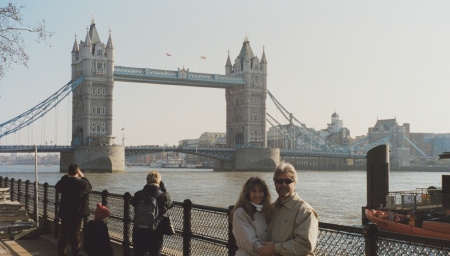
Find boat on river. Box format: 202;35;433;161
365;208;450;240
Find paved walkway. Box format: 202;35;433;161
0;235;58;256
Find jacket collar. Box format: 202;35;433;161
276;193;298;210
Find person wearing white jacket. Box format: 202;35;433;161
230;177;273;256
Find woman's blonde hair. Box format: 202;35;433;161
146;170;161;184
230;177;272;224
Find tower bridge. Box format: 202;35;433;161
0;19;398;172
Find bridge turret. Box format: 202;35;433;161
71;35;79;80
260;47;267;74
225;50;232;75
106;30;114;79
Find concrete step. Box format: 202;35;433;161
14;226;46;240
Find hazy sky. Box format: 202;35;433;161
1;1;449;146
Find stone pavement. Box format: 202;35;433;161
0;234;59;256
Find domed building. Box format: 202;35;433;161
319;111;350;146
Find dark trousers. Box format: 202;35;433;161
132;229;164;256
58;217;83;256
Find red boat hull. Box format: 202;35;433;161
365;209;450;240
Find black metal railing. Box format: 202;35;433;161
1;176;449;256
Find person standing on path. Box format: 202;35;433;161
230;176;273;256
55;164;92;256
130;170;173;256
258;162;319;256
83;203;113;256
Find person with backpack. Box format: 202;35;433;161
83;203;113;256
130;170;173;256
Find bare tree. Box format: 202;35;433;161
0;3;53;82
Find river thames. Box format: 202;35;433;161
0;165;447;226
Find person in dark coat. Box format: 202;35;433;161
55;164;92;256
83;203;113;256
130;170;173;256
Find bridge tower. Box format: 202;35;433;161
219;37;280;171
225;36;268;148
61;18;124;172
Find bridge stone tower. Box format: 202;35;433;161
60;19;125;173
218;37;280;171
225;36;268;148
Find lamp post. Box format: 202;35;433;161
121;128;125;146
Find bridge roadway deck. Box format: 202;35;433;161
0;145;367;159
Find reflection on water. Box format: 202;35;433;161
0;165;446;226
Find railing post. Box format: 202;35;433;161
33;181;38;223
363;223;378;256
123;192;131;256
183;199;192;256
10;178;15;201
54;189;60;238
0;176;3;187
101;189;109;207
227;205;237;256
17;179;22;203
4;177;9;189
25;180;30;213
43;182;49;228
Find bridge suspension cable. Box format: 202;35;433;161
266;90;394;156
0;76;84;140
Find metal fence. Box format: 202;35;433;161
1;176;449;256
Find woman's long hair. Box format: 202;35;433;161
230;176;272;224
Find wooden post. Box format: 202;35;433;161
366;145;389;212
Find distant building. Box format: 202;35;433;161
198;132;226;147
178;139;199;148
368;118;411;168
267;112;351;150
319;112;350;146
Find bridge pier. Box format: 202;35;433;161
60;145;125;173
215;148;280;172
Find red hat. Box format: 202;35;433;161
94;203;110;220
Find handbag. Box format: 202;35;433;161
160;215;175;236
